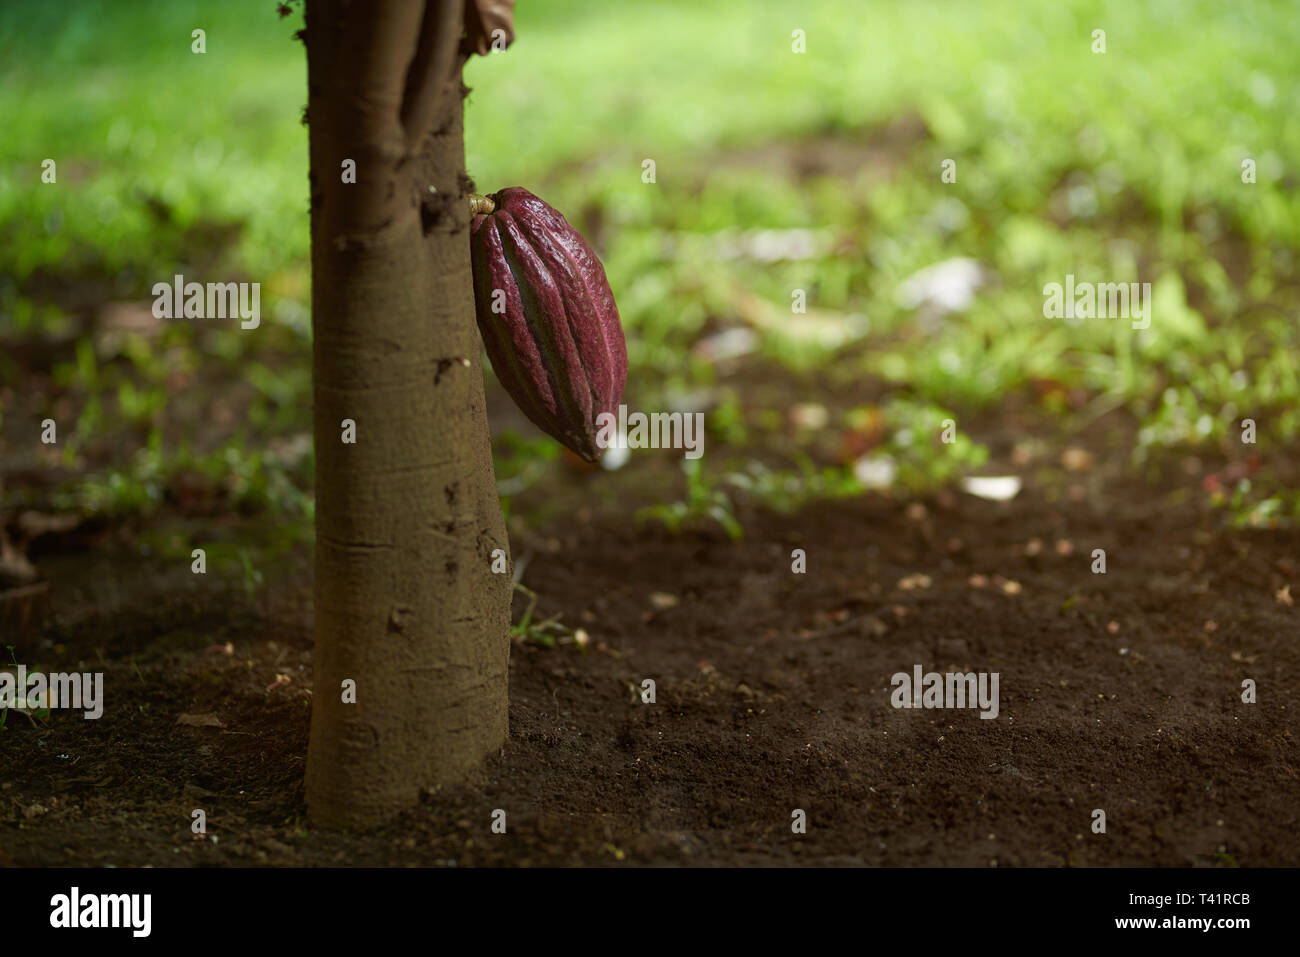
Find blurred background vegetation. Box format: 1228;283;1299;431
1;0;1297;573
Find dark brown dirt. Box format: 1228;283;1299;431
2;455;1297;867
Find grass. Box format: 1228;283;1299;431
1;0;1297;529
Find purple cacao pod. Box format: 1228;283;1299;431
470;187;627;461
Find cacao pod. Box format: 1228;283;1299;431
470;187;627;461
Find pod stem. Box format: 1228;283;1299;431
469;193;495;215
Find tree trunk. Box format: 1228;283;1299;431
304;0;510;827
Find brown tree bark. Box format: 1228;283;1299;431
304;0;510;827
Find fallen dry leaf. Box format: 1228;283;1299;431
960;475;1022;502
176;713;224;728
1061;447;1094;472
649;591;679;611
853;455;897;490
0;531;37;585
789;402;829;430
16;510;84;538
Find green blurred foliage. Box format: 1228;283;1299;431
0;0;1296;530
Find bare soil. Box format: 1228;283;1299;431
2;442;1297;867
